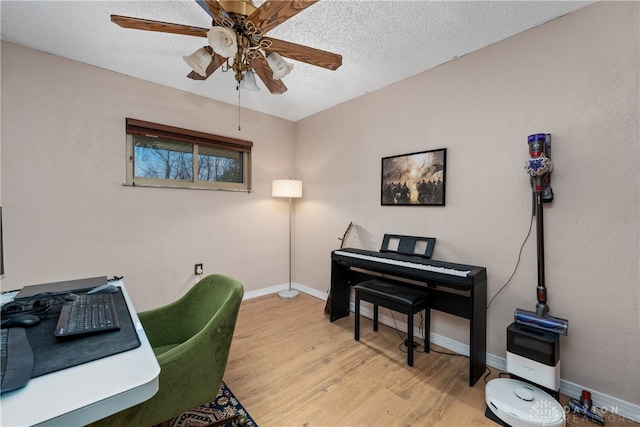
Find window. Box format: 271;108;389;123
125;118;252;191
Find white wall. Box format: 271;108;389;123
1;42;297;310
295;1;639;407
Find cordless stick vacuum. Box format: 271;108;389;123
485;134;569;427
522;138;603;425
516;134;569;335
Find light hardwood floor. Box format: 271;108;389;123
223;293;637;427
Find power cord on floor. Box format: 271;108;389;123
429;347;468;358
482;367;512;384
389;311;470;357
381;305;505;384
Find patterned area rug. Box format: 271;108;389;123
170;381;258;427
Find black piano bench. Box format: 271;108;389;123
354;280;430;367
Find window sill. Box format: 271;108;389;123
122;183;252;193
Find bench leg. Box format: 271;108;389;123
354;291;360;341
424;308;430;353
373;304;379;332
408;311;414;367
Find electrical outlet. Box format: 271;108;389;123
195;263;203;275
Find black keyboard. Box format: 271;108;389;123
54;293;120;338
332;248;486;290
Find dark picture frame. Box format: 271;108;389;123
381;148;447;206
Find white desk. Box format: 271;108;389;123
0;280;160;426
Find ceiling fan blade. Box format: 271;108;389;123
267;38;342;70
187;49;227;80
252;53;287;94
110;15;208;37
247;0;319;34
200;0;232;26
195;0;217;19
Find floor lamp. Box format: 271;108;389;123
272;178;302;299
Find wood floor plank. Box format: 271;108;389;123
223;293;638;427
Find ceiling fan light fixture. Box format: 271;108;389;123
183;47;213;77
239;70;260;91
110;0;342;97
267;52;294;80
208;27;238;58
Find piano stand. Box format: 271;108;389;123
330;245;487;386
354;280;430;367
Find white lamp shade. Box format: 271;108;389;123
266;52;293;80
272;179;302;198
239;70;260;91
183;47;213;77
207;26;238;58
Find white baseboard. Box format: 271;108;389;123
242;284;284;300
244;286;640;423
242;282;327;301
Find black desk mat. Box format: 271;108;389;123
25;290;141;378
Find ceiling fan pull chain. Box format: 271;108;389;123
237;85;242;131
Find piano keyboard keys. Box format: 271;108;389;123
333;250;471;277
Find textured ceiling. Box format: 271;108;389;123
1;0;594;122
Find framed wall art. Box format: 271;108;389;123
381;148;447;206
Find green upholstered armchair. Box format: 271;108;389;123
88;274;244;427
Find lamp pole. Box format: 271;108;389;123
272;179;302;299
278;193;299;298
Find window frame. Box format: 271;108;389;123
125;118;252;191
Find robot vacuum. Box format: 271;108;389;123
485;378;565;427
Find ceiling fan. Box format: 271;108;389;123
110;0;342;94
